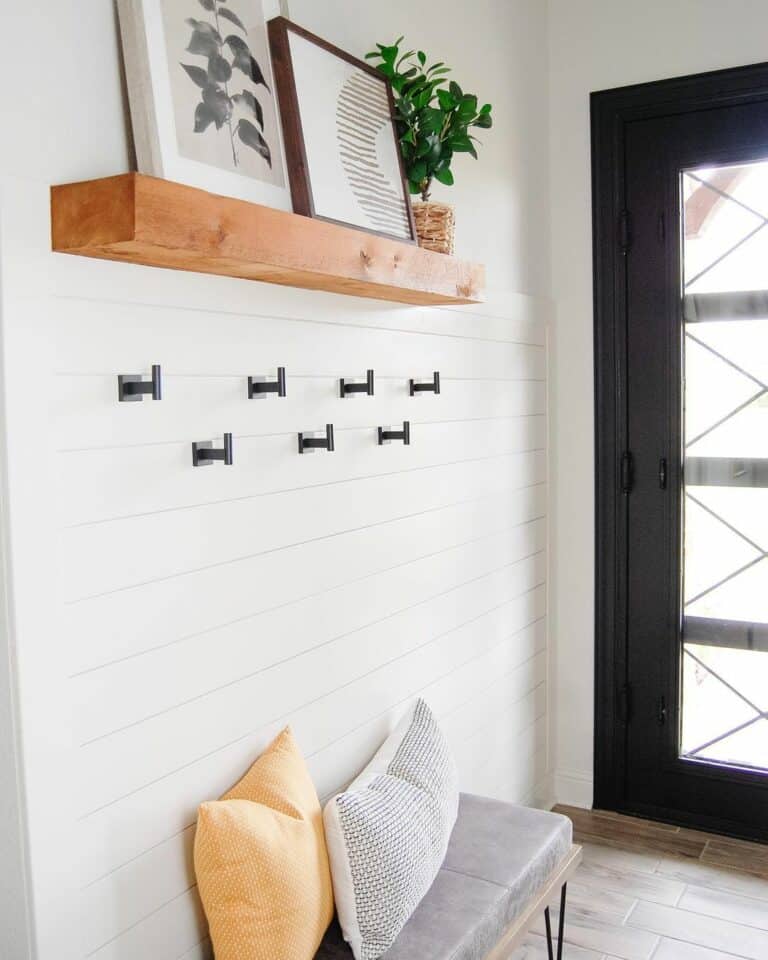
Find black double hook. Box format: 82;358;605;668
409;371;440;396
248;367;286;399
298;424;335;454
378;421;410;445
118;364;162;402
340;369;374;398
192;433;233;467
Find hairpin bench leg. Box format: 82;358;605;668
557;883;567;960
544;906;554;960
544;882;568;960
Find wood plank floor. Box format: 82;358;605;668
509;807;768;960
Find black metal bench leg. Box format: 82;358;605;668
544;882;568;960
544;905;554;960
556;882;567;960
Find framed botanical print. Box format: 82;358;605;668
118;0;290;208
268;18;416;242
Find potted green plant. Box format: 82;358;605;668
366;38;493;254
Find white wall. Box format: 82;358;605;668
548;0;768;805
0;2;552;958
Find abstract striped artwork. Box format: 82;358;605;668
336;71;412;238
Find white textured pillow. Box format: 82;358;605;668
323;699;459;960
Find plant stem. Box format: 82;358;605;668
212;4;238;168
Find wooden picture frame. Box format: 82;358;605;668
268;17;417;243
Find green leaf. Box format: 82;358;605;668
408;180;422;195
236;118;272;166
473;113;493;129
449;80;463;100
233;90;264;129
427;61;445;74
417;51;426;66
180;63;209;88
419;106;444;135
434;167;454;186
217;7;246;32
410;159;428;183
479;103;492;115
450;135;473;150
364;51;380;60
396;49;416;69
436;88;455;110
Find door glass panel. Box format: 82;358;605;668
680;159;768;772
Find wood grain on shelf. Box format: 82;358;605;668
50;174;485;306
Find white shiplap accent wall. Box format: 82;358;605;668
1;179;550;960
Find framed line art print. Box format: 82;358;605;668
267;18;417;243
118;0;291;209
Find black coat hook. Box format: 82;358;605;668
248;367;286;399
378;421;410;446
192;433;233;467
118;364;162;402
409;371;440;396
298;424;335;454
340;369;374;398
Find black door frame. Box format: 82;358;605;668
592;60;768;834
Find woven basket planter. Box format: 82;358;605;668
413;202;455;255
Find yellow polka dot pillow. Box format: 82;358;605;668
194;728;334;960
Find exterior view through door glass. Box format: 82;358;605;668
681;161;768;773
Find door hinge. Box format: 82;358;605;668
621;451;634;494
619;209;631;254
617;683;632;724
657;695;667;726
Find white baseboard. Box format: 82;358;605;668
554;769;593;808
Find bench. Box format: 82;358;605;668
316;793;581;960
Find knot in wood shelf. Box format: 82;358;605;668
51;174;485;307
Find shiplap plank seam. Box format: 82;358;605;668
63;450;544;530
77;582;546;821
58;413;544;454
78;573;547;815
67;501;545;676
78;547;545;747
79;613;546;885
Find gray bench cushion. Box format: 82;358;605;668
315;793;572;960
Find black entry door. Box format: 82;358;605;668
593;65;768;841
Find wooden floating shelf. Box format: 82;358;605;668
50;174;485;306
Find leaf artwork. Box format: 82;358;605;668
180;1;273;169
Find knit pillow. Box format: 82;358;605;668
323;700;458;960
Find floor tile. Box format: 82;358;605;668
628;900;768;960
702;838;768;878
678;883;768;931
509;932;603;959
652;938;751;960
532;905;659;960
581;841;661;876
574;859;684;906
656;856;768;902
